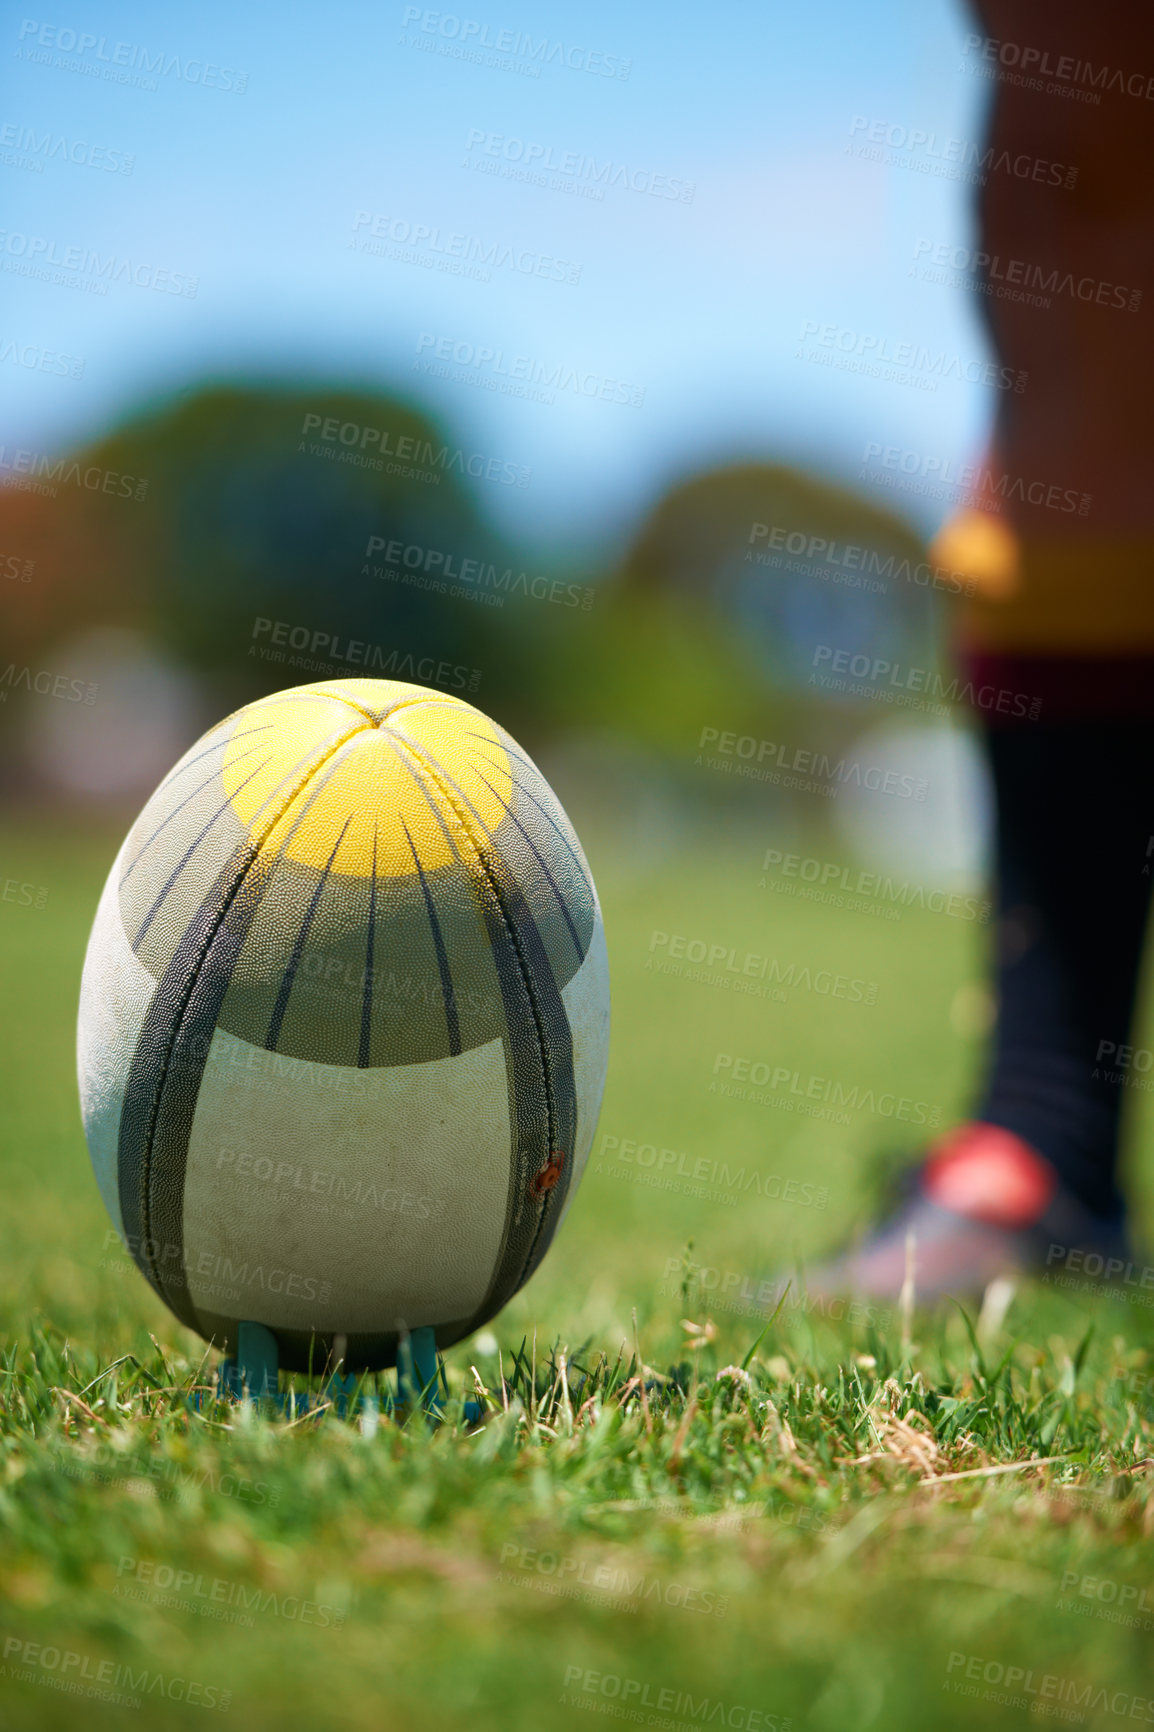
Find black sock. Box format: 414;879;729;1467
974;720;1154;1220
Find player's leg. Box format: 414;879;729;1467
806;714;1154;1300
803;0;1154;1298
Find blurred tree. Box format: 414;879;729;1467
0;383;539;722
618;461;940;702
0;402;940;801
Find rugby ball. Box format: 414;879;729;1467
77;678;610;1370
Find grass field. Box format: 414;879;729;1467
2;800;1154;1731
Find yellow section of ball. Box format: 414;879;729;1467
221;680;512;877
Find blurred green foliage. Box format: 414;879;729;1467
0;380;944;775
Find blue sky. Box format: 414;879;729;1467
2;0;991;557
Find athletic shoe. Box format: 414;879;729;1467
797;1121;1130;1302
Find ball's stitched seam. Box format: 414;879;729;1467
384;726;558;1285
136;719;375;1295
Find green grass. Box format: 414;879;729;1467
2;806;1154;1731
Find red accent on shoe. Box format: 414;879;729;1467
921;1122;1057;1228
